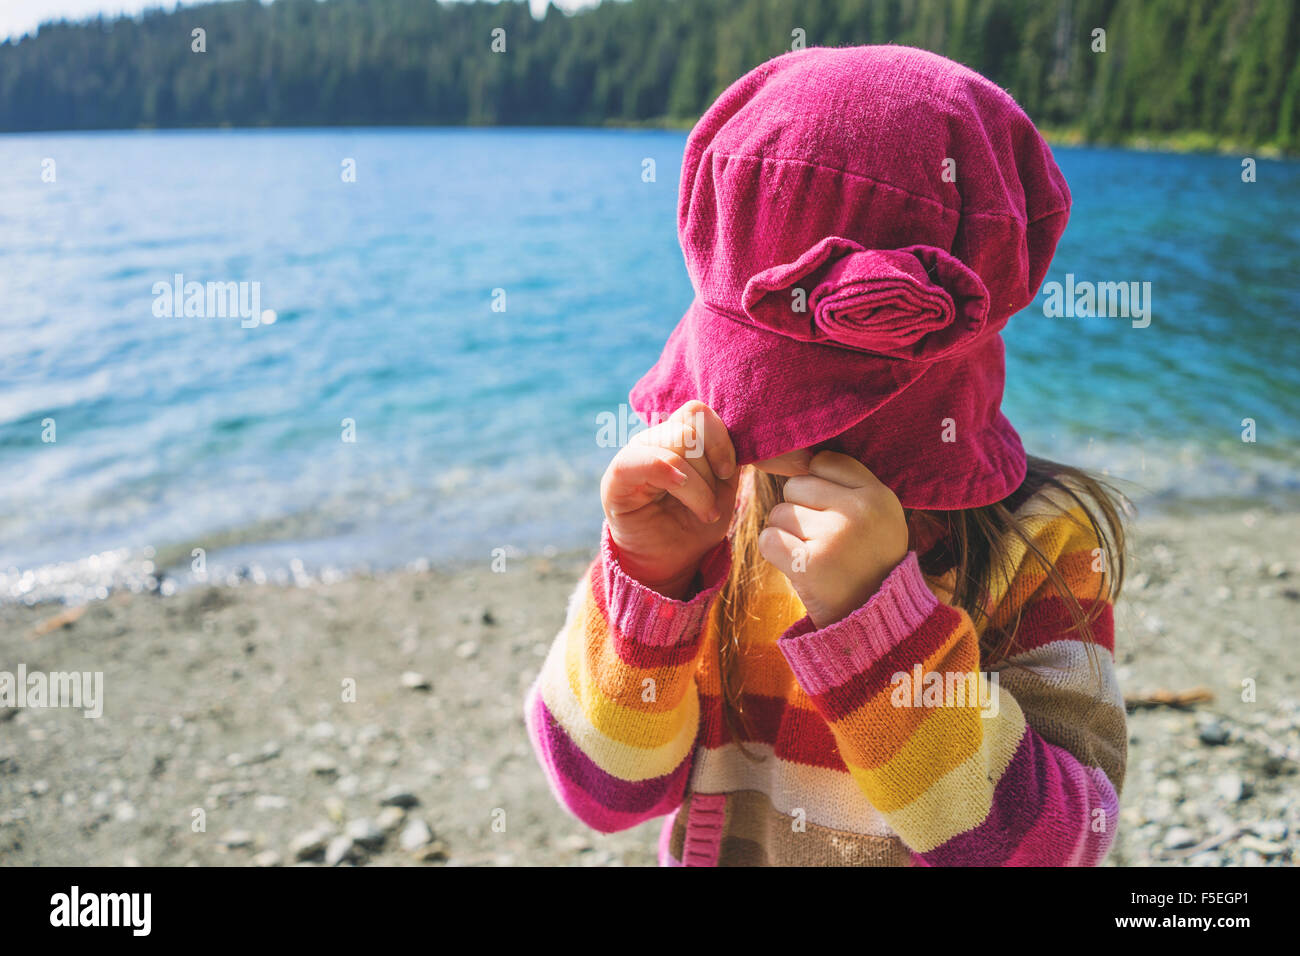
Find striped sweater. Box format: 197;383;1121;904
524;484;1126;866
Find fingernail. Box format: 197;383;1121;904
673;469;689;486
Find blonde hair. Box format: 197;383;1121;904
713;456;1129;753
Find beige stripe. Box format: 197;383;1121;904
1002;639;1124;704
669;790;912;866
998;646;1127;791
689;742;894;835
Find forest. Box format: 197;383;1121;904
1;0;1296;151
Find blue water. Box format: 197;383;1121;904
0;129;1297;601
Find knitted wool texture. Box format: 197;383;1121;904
525;485;1125;866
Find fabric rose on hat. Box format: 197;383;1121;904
741;236;991;363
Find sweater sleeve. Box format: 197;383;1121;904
524;523;731;833
776;508;1126;866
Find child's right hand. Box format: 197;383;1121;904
600;401;739;599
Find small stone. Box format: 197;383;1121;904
114;802;137;822
1163;826;1198;850
400;671;432;691
1237;836;1287;857
324;796;345;823
345;818;385;850
399;819;433;852
219;830;254;849
289;828;330;862
1214;773;1246;803
455;640;479;660
376;806;406;833
254;794;289;811
1252;820;1288;842
306;753;338;776
30;779;49;797
417;841;449;862
252;850;281;867
1198;721;1230;746
379;787;420;809
324;835;358;866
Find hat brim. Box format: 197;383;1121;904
628;299;930;467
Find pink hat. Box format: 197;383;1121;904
629;46;1070;510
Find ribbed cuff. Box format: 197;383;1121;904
600;523;732;648
778;551;938;696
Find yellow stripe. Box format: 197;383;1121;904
537;630;700;781
862;696;1028;852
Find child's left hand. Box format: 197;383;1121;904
754;449;910;630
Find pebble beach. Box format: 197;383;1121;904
0;507;1296;867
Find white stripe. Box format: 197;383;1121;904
690;742;895;835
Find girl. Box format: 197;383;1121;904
525;45;1128;866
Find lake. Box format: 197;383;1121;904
0;128;1296;602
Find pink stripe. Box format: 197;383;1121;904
658;812;682;866
523;684;691;832
681;793;727;867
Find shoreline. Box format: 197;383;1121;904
0;507;1296;866
1;122;1293;159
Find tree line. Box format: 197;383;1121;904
1;0;1296;151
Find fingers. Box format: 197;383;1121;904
752;448;813;477
757;525;806;576
807;449;880;489
779;474;843;510
605;443;722;523
668;401;736;481
766;501;836;540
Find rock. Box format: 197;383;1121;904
254;794;289;811
455;640;479;660
1214;773;1246;803
1163;826;1198;850
306;753;338;776
376;806;406;833
1198;721;1230;746
114;802;137;822
219;830;254;849
1237;835;1287;857
226;742;281;768
415;841;449;862
400;671;432;691
379;787;420;809
345;818;385;850
289;828;330;862
324;797;345;823
1252;820;1288;842
252;850;281;867
399;819;433;852
30;779;49;797
325;835;358;866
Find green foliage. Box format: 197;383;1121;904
1;0;1295;150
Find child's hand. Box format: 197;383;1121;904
756;450;909;629
601;401;739;599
